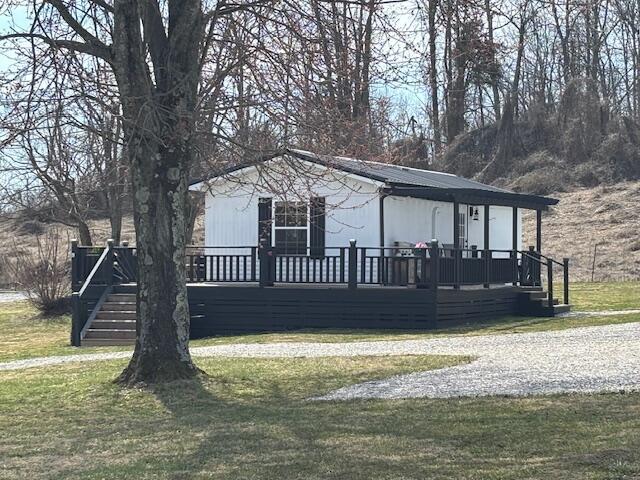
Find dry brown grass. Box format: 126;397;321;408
0;215;205;286
523;181;640;281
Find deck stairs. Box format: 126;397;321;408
82;290;137;347
518;287;571;316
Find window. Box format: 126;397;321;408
274;201;308;255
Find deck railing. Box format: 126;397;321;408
70;240;114;346
71;240;569;298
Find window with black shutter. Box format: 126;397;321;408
309;197;326;258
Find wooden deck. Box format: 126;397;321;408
71;242;570;346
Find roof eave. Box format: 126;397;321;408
383;186;558;210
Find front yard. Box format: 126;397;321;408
2;354;640;479
0;281;639;479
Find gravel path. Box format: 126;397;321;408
316;321;640;400
1;321;639;400
0;291;27;303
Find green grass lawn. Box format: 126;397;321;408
1;281;639;478
1;357;639;479
1;281;638;362
568;281;640;311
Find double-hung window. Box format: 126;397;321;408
274;201;308;255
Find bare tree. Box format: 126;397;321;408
1;0;277;385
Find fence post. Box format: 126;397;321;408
71;292;82;347
483;248;490;289
106;239;114;286
563;258;570;305
429;239;439;292
348;239;357;290
429;240;439;328
547;257;554;309
512;250;519;286
259;238;273;287
71;239;79;292
250;247;257;282
453;246;461;289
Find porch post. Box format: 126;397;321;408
512;207;518;286
106;239;114;287
536;209;542;253
483;205;490;250
71;292;82;347
453;200;460;289
483;205;490;288
259;237;273;287
348;239;358;290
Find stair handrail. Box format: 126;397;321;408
519;249;564;268
77;243;111;298
71;239;114;346
518;249;569;306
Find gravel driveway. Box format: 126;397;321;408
1;322;639;400
316;321;640;400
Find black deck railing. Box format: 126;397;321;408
71;240;569;299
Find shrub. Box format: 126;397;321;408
508;167;567;195
7;230;71;315
17;220;45;236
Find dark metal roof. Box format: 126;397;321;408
289;149;512;193
190;148;558;209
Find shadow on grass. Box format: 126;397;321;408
145;366;383;478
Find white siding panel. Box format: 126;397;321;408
203;156;380;250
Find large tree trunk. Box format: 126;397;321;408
427;0;441;154
77;220;93;246
113;0;203;386
477;3;528;183
117;140;197;385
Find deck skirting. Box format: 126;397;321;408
186;284;522;337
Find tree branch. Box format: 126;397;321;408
0;33;112;61
45;0;111;51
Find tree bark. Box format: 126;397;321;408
427;0;442;154
485;0;501;121
117;140;197;385
113;0;203;386
77;220;93;246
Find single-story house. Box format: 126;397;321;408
189;148;557;258
70;148;569;347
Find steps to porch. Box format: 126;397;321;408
82;293;136;347
519;288;572;316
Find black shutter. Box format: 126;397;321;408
309;197;325;258
258;198;272;246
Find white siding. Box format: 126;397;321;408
196;156;523;257
202;157;380;251
382;197;453;246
